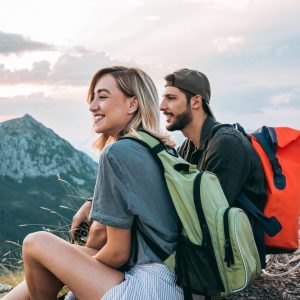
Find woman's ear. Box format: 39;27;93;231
128;96;139;114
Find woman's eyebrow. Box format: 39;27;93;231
96;88;111;94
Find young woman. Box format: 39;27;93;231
3;66;183;300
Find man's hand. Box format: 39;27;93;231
71;201;92;240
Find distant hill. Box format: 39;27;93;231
0;115;98;256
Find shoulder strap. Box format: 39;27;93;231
237;194;282;237
233;124;286;190
122;129;178;155
208;123;232;142
120;131;174;262
132;219;170;261
252;126;286;190
237;193;282;268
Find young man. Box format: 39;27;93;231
160;68;266;209
160;71;269;299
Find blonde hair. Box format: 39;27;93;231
87;66;175;150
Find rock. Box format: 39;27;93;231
0;284;13;293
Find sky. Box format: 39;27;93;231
0;0;299;159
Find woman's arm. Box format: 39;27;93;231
93;226;131;269
86;222;107;250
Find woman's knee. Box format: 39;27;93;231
23;231;52;256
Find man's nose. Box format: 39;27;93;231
160;98;167;111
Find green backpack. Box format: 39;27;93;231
123;130;261;298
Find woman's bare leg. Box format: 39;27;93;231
1;280;31;300
2;242;100;300
21;231;123;300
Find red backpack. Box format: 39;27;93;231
236;125;300;253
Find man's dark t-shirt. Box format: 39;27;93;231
178;116;267;210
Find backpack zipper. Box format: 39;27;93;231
224;207;234;267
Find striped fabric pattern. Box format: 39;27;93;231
102;263;184;300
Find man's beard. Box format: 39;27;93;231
166;105;193;131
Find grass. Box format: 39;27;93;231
0;175;90;298
0;269;24;287
0;269;69;297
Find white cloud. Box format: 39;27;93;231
0;51;132;86
212;36;245;52
269;93;293;106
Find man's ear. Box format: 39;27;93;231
128;96;139;114
190;95;202;110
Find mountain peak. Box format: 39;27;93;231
1;114;41;129
22;114;36;122
19;114;44;130
0;115;97;181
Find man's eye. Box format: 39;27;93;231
167;96;175;101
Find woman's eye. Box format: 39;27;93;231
99;95;107;100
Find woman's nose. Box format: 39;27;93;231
89;99;99;112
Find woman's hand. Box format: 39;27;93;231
71;201;92;240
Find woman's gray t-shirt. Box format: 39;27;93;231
90;139;179;266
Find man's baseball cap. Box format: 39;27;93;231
165;68;215;119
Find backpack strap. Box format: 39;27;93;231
233;123;252;143
236;193;282;268
252;126;286;190
208;123;233;145
120;132;173;263
237;193;282;237
134;220;170;261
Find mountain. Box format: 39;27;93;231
0;115;98;257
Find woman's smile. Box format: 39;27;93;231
94;114;105;123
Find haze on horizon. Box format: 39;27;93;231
0;0;299;157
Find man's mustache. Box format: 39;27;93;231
163;112;174;117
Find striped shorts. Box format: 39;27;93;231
103;263;183;299
65;263;184;300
